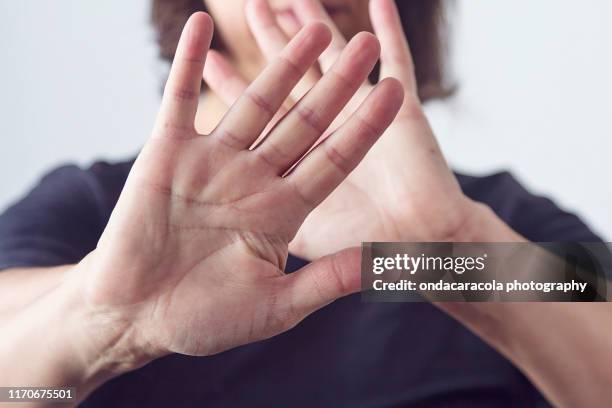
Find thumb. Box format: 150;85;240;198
281;247;362;320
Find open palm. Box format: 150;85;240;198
78;12;402;361
205;0;476;260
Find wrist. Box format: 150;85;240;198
63;255;158;380
0;258;153;400
451;199;525;243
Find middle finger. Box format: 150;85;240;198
246;0;321;101
254;32;380;174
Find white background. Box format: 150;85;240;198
1;1;611;239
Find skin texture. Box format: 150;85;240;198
203;0;478;260
87;15;403;358
2;2;612;408
190;2;612;407
0;11;405;406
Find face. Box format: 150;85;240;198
204;0;372;77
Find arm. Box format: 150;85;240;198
438;205;612;408
0;12;403;406
0;265;120;407
0;251;361;408
222;1;612;407
0;267;68;317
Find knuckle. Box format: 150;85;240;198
171;88;199;102
155;120;196;140
215;128;243;149
311;255;347;304
323;144;352;177
255;141;286;169
286;178;317;211
245;90;275;118
278;55;304;82
355;115;382;141
308;269;330;305
296;105;326;134
181;55;205;66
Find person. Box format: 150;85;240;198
0;1;610;407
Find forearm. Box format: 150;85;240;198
0;266;69;316
439;301;612;408
439;203;612;408
0;262;143;407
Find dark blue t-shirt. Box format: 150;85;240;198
0;160;602;407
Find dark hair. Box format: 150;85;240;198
151;0;453;101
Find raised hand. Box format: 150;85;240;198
204;0;480;260
74;11;403;364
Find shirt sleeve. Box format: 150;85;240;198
459;171;603;242
0;165;107;270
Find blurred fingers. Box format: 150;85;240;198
203;50;248;107
211;22;331;149
254;33;381;174
294;0;348;73
246;0;321;101
369;0;418;97
286;78;404;208
246;0;290;61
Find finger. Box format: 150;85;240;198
255;33;380;173
281;247;362;318
246;0;320;101
155;12;213;137
369;0;417;96
204;50;293;148
212;22;331;149
294;0;348;73
276;5;303;38
246;0;290;61
286;78;404;207
203;50;248;107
